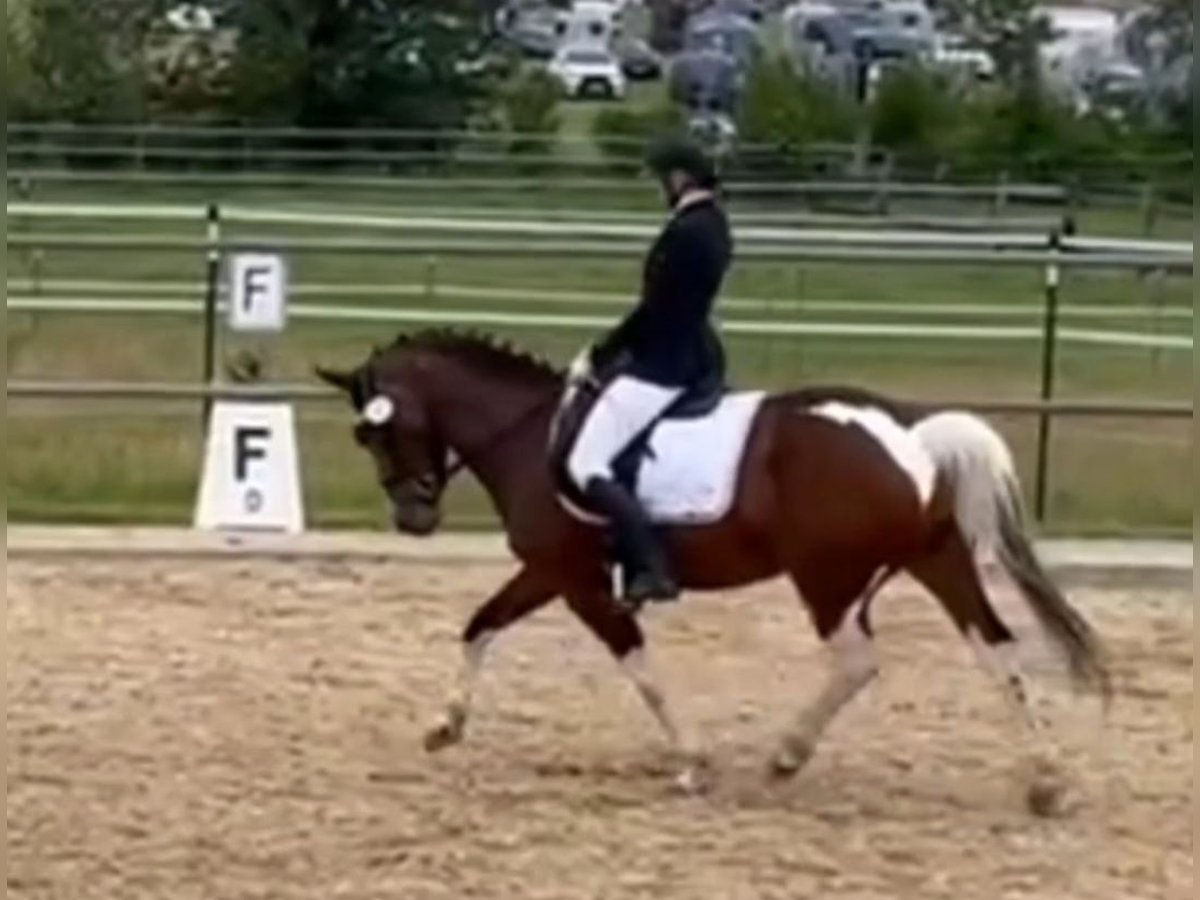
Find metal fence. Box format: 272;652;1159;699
9;122;1192;228
6;205;1193;527
9;121;1190;180
7;200;1191;268
8;167;1075;227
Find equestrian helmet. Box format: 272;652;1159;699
644;136;719;189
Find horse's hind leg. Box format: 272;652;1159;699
563;583;707;794
423;566;557;753
906;527;1067;815
772;564;891;778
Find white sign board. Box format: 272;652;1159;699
228;252;288;332
194;401;304;533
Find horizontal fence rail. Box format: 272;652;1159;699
6;168;1071;204
6;200;1071;236
9;203;1191;265
8;278;1193;322
7;297;1191;351
7;380;1194;420
10;122;1187;162
7;235;1193;272
15;167;1184;226
10;122;1190;185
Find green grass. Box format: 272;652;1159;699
5;185;1193;533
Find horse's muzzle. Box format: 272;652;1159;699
392;501;441;536
384;479;442;536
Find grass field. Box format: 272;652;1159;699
5;183;1193;534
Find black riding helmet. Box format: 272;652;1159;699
644;136;719;190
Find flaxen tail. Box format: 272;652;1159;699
913;412;1112;704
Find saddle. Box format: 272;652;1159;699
549;366;727;517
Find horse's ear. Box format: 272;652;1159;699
314;365;356;394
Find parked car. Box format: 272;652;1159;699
547;45;628;98
668;49;742;112
931;31;996;80
508;24;559;59
614;37;663;79
684;9;763;71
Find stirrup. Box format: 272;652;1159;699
611;563;680;610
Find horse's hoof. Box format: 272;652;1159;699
1026;766;1073;818
673;764;712;796
769;739;815;780
1026;777;1066;818
422;722;460;753
667;749;713;796
422;718;464;753
1023;755;1072;818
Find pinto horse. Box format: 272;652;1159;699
316;329;1110;801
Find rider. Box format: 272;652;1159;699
563;136;733;607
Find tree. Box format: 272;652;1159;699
945;84;1120;179
7;0;37;116
735;57;859;158
223;0;490;129
496;67;562;158
591;102;686;173
868;64;961;157
14;0;155;122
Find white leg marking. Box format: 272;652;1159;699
452;629;496;717
775;597;879;774
965;627;1040;729
424;629;496;752
966;627;1069;816
619;648;707;792
620;648;687;751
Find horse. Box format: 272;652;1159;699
315;328;1110;806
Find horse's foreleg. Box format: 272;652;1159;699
562;587;708;793
423;566;557;753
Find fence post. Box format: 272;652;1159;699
424;255;439;302
993;170;1009;217
1146;265;1166;372
1033;228;1062;522
1139;182;1158;236
873;154;893;216
201;203;222;426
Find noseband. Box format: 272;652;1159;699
356;359;560;501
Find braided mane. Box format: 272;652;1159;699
382;328;565;388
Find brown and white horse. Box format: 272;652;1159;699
317;330;1110;806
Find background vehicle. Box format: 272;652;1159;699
547;45;628;98
614;36;663;79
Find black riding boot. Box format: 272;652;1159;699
584;477;680;608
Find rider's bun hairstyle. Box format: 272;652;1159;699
645;136;719;190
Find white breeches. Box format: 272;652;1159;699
566;375;683;488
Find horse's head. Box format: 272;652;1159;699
316;345;451;536
317;330;564;536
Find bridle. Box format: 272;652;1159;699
356;360;565;503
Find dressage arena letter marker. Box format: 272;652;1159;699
194;401;304;533
228;252;288;332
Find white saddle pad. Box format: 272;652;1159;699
564;391;767;526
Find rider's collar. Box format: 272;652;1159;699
671;189;715;217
